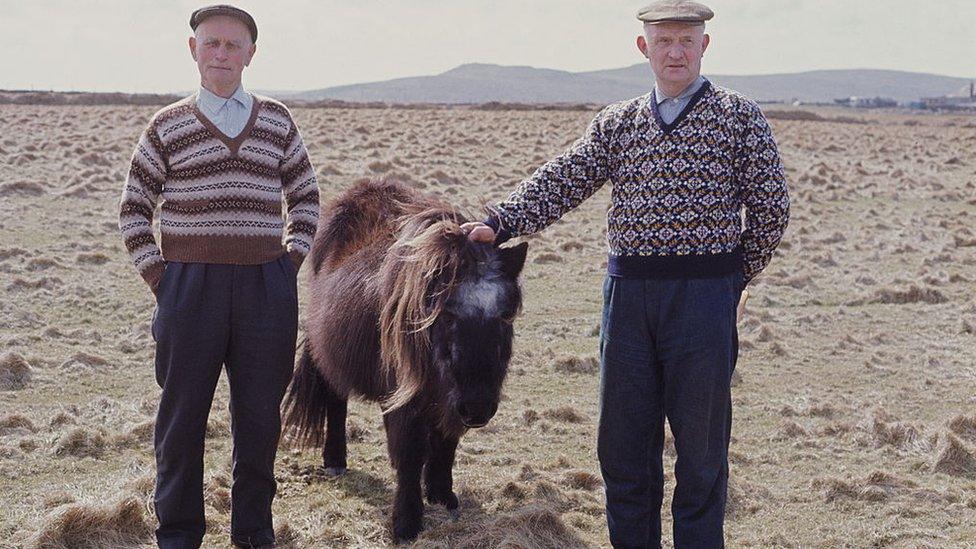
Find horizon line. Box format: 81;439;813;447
2;65;973;96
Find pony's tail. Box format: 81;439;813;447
282;339;328;448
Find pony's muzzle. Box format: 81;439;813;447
457;400;498;428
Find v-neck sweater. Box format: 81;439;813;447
486;80;790;284
196;85;253;138
119;93;320;291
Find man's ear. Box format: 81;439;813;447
702;33;710;55
637;35;649;58
245;43;256;67
189;36;197;61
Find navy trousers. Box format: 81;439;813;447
151;255;298;549
598;271;741;549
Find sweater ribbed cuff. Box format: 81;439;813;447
143;261;166;295
483;215;513;246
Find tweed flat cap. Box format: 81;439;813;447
637;0;714;24
190;4;257;42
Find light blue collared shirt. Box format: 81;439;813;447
196;84;253;138
654;76;706;125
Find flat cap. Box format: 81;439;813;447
190;4;257;42
637;0;714;24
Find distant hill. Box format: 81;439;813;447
283;64;973;105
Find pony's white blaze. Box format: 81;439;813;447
456;278;505;317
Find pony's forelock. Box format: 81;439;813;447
379;212;466;411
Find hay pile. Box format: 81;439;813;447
415;505;588;549
0;351;32;389
30;496;152;549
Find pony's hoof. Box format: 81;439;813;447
323;466;347;477
392;519;422;544
447;506;461;521
426;489;459;510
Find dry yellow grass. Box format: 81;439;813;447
1;103;975;547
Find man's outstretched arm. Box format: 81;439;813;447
465;109;614;243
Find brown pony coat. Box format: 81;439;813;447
290;177;479;442
283;177;528;541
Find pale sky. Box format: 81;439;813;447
1;0;973;93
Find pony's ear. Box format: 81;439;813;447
498;242;528;279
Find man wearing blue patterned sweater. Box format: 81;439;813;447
464;1;789;547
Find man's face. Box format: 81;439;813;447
637;22;709;92
189;15;255;93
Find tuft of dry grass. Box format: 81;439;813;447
500;481;529;502
777;420;808;439
205;417;230;438
0;351;32;389
1;413;37;434
542;407;586;424
932;432;976;478
562;471;602;492
275;520;303;548
414;505;588;549
947;414;976;443
30;496;153;549
125;420;155;443
553;355;599;375
725;476;773;517
53;428;107;458
59;351;110;369
860;285;949;305
19;437;41;453
124;475;155;498
204;474;231;514
811;470;915;504
871;410;924;450
74;252;110;265
48;411;77;429
532;252;564;264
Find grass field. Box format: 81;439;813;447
1;102;975;548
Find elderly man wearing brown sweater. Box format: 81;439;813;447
118;5;318;548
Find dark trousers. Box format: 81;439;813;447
151;255;298;548
598;271;741;549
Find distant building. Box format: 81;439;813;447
833;96;898;108
919;81;976;111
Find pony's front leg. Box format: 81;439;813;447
384;406;427;543
424;428;460;517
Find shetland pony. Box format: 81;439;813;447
283;178;528;541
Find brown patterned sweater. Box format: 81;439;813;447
118;94;319;292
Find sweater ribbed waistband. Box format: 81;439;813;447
607;247;743;279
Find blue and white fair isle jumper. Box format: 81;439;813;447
486;80;790;284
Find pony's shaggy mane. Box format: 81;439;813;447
379;208;468;411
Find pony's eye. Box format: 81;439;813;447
437;310;456;322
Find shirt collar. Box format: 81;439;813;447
654;76;706;105
197;84;251;112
